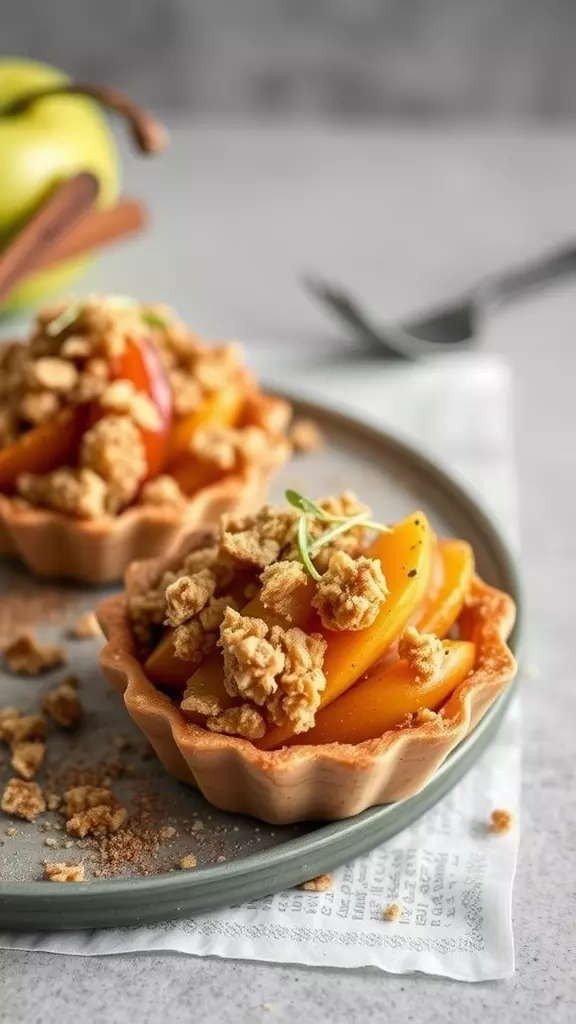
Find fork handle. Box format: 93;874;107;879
478;243;576;309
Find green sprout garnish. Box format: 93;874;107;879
286;489;391;580
46;295;140;339
142;311;169;329
46;301;83;337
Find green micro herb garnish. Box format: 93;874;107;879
285;489;391;581
46;295;142;339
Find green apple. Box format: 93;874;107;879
0;58;166;315
0;58;120;312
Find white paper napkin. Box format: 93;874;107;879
0;354;520;981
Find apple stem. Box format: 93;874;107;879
1;83;168;155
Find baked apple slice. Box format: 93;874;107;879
289;639;476;746
0;407;85;493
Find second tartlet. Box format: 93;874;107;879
0;296;292;582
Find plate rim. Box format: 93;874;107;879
0;386;522;925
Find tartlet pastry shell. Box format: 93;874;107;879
0;468;271;584
98;560;517;824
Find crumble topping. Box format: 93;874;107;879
44;861;85;883
139;475;188;510
179;854;198;870
312;551;388;631
383;902;402;921
259;560;309;622
181;694;224;717
299;874;334;892
80;414;147;512
490;809;514;834
199;595;239;632
2;631;66;675
11;741;46;780
19;389;60;426
172;620;217;663
191;424;288;474
286;491;373;572
26;356;79;394
99;379;162;431
169;369;203;416
242;393;292;435
219;608;285;705
289;418;324;453
267;626;327;733
217;609;326;734
398;626;445;684
164;570;217;627
220;505;296;568
43;677;83;729
192;342;243;392
17;467;108;519
70;611;102;638
1;778;46;820
205;704;266;740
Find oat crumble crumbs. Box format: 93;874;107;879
62;785;128;838
312;551;388;631
180;693;224;717
398;626;445;684
2;631;66;675
206;704;267;740
1;778;46;820
44;861;85;883
219;608;285;705
259;560;309;622
70;611;102;638
165;570;217;626
179;854;198;870
217;609;327;735
43;676;83;729
17;468;108;519
172;620;217;664
289;418;324;453
490;809;514;835
46;792;61;811
159;826;177;840
299;874;334;892
11;741;46;779
383;902;402;921
220;506;297;568
80;414;147;512
66;804;128;839
139;475;188;510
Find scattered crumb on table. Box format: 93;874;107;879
299;873;334;892
490;808;514;834
69;611;102;639
2;631;66;676
289;418;325;454
43;861;85;883
179;854;198;870
383;902;402;921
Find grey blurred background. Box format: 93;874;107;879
4;0;576;118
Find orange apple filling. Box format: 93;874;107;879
0;296;292;518
127;490;480;750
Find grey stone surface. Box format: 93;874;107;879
1;125;575;1021
3;0;576;117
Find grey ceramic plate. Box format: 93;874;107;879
0;391;521;931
